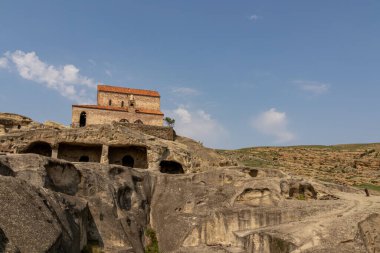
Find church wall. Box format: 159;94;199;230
98;91;160;111
72;106;163;127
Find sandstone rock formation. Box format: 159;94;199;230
0;113;379;253
1;153;379;253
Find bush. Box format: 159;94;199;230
145;228;160;253
296;194;306;200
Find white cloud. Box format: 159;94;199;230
249;14;261;21
0;57;8;69
252;108;295;143
166;106;228;148
172;87;199;96
1;50;96;103
294;80;330;95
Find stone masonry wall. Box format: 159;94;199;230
98;91;160;111
72;107;163;127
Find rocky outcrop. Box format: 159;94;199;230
0;154;153;252
43;121;68;129
1;112;380;253
358;213;380;253
0;121;235;172
0;154;380;252
221;145;380;188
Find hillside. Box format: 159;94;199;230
219;143;380;192
1;113;380;252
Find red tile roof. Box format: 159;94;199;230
72;105;164;115
98;84;160;97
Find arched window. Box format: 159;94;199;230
134;119;143;125
121;101;124;107
79;112;87;127
122;155;134;167
109;99;112;106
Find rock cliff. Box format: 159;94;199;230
0;113;379;253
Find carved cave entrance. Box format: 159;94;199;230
122;155;134;167
58;143;102;163
159;160;184;174
21;141;52;157
79;156;90;162
79;112;87;127
108;146;148;169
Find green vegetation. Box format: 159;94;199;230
355;183;380;192
145;228;160;253
81;242;103;253
163;117;175;127
359;149;376;158
241;159;272;168
296;194;306;200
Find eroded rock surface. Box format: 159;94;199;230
0;115;379;253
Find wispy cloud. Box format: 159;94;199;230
294;80;330;95
171;87;200;96
88;59;96;66
0;57;8;69
105;69;112;77
249;14;261;21
166;106;228;148
251;108;295;143
0;50;96;103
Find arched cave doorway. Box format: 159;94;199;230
79;111;87;127
108;146;148;168
79;155;89;162
57;143;102;163
159;160;184;174
122;155;134;167
22;141;52;157
134;119;143;125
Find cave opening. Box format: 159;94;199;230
159;160;184;174
79;156;90;162
108;146;148;169
22;141;52;157
122;155;134;167
57;143;102;163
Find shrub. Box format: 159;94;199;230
145;228;160;253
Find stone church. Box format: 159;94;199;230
72;84;164;127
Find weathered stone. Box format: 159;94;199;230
1;113;380;253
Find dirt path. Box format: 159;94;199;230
291;192;379;252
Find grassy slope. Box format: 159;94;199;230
218;143;380;191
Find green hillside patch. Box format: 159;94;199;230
355;183;380;192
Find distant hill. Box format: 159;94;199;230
218;143;380;191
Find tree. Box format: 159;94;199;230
164;117;175;127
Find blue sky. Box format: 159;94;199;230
1;1;379;149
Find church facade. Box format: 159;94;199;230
72;84;164;127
